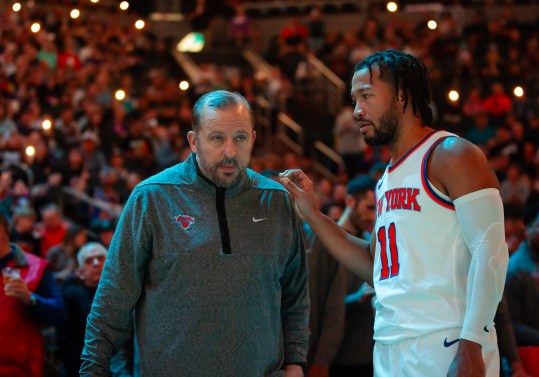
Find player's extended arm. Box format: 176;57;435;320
430;138;508;376
280;170;374;286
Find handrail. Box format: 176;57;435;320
171;50;201;82
253;96;273;150
306;54;345;91
242;47;274;80
62;187;123;219
297;54;344;116
276;113;304;155
311;140;345;183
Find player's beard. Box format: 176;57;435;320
364;105;401;147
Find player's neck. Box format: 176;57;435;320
389;124;434;163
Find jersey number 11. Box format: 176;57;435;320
377;223;400;280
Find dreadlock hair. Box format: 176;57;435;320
353;49;434;126
192;90;254;133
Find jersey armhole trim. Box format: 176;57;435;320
421;136;456;210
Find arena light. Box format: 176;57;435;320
513;86;524;97
119;1;129;10
448;90;459;102
70;9;80;19
90;0;99;3
12;2;21;12
115;90;126;101
176;32;205;53
179;81;189;91
135;20;145;30
25;146;35;157
42;119;52;130
31;22;41;33
387;2;398;12
427;20;437;30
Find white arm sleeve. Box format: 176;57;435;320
454;188;509;346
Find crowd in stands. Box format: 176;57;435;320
1;1;539;376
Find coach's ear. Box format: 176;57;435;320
187;131;197;153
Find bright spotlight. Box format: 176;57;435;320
26;146;36;157
115;90;126;101
12;2;21;12
31;23;41;33
120;1;129;10
387;2;398;12
179;81;190;91
448;90;459;102
70;9;80;19
42;119;52;130
135;20;145;29
428;20;437;30
513;86;524;97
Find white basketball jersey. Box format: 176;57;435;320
373;130;470;344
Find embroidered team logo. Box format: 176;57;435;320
175;215;195;230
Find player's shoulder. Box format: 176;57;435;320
430;134;487;169
428;131;499;196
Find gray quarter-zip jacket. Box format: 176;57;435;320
80;153;310;377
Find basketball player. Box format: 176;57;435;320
280;49;508;377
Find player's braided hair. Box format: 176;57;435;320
354;49;434;126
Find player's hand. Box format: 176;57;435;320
306;363;329;377
447;339;485;377
283;364;304;377
279;169;318;220
4;277;32;304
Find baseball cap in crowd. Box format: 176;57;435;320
81;131;100;144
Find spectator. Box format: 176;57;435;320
47;223;88;284
505;204;539;346
465;112;496;149
333;106;367;178
330;175;377;377
307;209;346;376
0;213;65;377
37;203;68;258
9;205;41;257
500;163;531;209
80;130;107;188
57;242;133;377
495;297;531;377
483;81;513;126
462;87;487;120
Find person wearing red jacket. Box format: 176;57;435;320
0;214;65;377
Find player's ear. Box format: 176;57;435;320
398;90;406;106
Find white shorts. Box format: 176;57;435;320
373;328;499;377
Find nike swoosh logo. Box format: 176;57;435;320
252;217;268;222
484;325;490;333
443;338;460;347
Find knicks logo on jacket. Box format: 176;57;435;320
376;187;421;216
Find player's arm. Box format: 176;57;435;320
280;170;374;285
429;137;508;375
